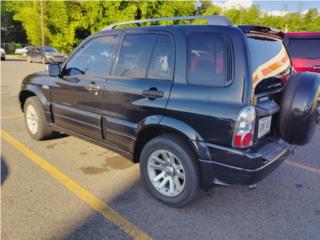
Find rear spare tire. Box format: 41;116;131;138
279;72;320;145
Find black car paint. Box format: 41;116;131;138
20;25;295;188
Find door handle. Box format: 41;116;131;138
142;88;164;100
86;82;100;93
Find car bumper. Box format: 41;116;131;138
199;138;295;188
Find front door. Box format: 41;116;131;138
51;34;119;140
102;32;175;151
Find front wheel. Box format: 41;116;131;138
140;135;200;207
24;96;52;140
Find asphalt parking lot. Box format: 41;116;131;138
1;58;320;240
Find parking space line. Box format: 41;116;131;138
285;160;320;175
1;130;151;240
0;114;23;120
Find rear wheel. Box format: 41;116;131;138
140;135;200;207
24;96;52;140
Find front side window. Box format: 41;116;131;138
64;35;118;77
187;32;227;87
115;34;156;78
147;35;174;80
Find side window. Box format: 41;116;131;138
64;35;118;77
187;32;227;87
147;35;174;80
115;34;156;78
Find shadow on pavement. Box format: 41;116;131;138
1;156;9;185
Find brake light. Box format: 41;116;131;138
233;106;256;148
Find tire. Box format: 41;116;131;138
24;96;53;140
279;72;320;145
140;134;200;207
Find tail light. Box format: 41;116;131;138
233;106;256;148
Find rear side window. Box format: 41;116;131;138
65;35;118;77
187;32;227;87
147;35;174;80
247;37;291;87
115;34;156;78
287;38;320;59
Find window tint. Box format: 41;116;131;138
287;38;320;59
65;35;118;77
115;34;156;78
247;37;291;85
187;32;226;87
147;35;174;80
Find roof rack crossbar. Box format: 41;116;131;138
104;15;232;30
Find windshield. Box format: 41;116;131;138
287;38;320;59
43;47;58;53
247;37;291;88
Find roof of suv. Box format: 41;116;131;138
100;15;284;40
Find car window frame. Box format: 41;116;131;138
62;34;119;78
147;34;176;81
186;31;230;88
111;30;175;81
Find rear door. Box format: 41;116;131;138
51;34;119;140
285;36;320;73
102;32;175;151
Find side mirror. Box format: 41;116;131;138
48;63;61;77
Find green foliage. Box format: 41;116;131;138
2;1;320;54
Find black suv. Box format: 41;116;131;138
19;16;320;207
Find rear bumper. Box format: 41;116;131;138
199;139;295;188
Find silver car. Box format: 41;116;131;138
27;46;64;64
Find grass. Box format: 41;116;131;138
6;54;27;58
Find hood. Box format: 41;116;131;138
45;52;64;57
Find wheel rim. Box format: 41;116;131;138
147;149;186;197
26;104;38;134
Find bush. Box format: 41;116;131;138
1;42;28;54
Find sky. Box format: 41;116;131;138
214;0;320;13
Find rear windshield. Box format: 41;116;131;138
286;38;320;59
247;37;290;87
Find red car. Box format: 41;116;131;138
284;32;320;73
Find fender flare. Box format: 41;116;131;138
135;115;212;160
19;84;52;122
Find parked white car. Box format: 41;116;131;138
15;46;30;55
0;48;5;60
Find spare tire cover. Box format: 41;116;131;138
279;72;320;145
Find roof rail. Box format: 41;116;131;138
104;15;232;30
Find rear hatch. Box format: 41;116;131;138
243;27;292;146
284;34;320;73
